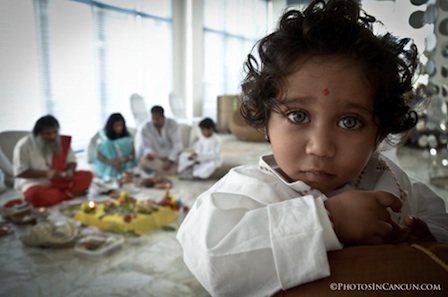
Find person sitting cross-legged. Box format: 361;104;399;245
13;115;93;207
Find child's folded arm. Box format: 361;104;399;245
408;179;448;242
177;191;342;297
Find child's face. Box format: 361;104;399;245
267;56;378;194
201;127;213;138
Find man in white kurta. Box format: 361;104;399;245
177;152;448;297
137;106;183;174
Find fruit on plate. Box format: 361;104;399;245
77;235;116;251
123;213;132;223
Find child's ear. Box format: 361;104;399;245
265;127;270;143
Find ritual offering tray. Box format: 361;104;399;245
1;198;36;225
20;220;80;247
75;233;123;257
139;176;172;189
73;192;177;234
60;201;84;218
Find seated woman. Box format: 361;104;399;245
94;113;136;181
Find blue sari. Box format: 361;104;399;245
94;131;137;180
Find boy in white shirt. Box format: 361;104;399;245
178;118;222;179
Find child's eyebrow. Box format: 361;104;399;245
280;96;314;106
280;97;373;115
343;102;374;115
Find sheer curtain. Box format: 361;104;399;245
0;0;42;131
0;0;172;152
93;0;173;130
202;0;269;119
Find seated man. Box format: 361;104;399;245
137;105;183;174
13;115;93;207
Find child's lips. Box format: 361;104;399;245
301;170;334;183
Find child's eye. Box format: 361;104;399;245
338;116;363;129
286;111;310;124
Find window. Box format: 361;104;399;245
202;0;269;119
0;0;42;131
0;0;172;151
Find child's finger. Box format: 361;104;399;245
389;219;405;234
403;215;419;228
375;192;402;212
404;216;431;235
373;220;395;239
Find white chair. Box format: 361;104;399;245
169;92;187;119
130;93;149;127
0;130;30;186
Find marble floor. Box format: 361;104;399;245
0;135;447;297
0;134;272;297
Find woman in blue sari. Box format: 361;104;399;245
94;113;136;180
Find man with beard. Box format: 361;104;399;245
13;115;93;207
137;105;183;174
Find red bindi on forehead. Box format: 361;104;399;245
323;88;330;96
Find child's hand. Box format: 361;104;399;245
391;216;436;244
325;191;402;245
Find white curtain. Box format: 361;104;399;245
202;0;269;119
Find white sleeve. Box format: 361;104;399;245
177;191;342;297
66;148;77;164
408;178;448;242
13;139;29;176
167;122;183;162
378;155;448;242
138;124;155;159
196;137;221;163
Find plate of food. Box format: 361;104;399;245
60;201;83;217
1;199;36;224
1;198;30;216
75;233;124;257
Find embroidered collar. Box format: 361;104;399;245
259;155;325;198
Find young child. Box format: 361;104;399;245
177;1;448;296
177;117;222;179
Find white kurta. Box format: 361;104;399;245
13;134;77;193
178;134;223;179
177;152;448;297
137;118;183;162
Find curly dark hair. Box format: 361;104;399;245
241;0;418;145
104;113;130;140
198;117;216;130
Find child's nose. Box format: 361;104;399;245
305;127;336;157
